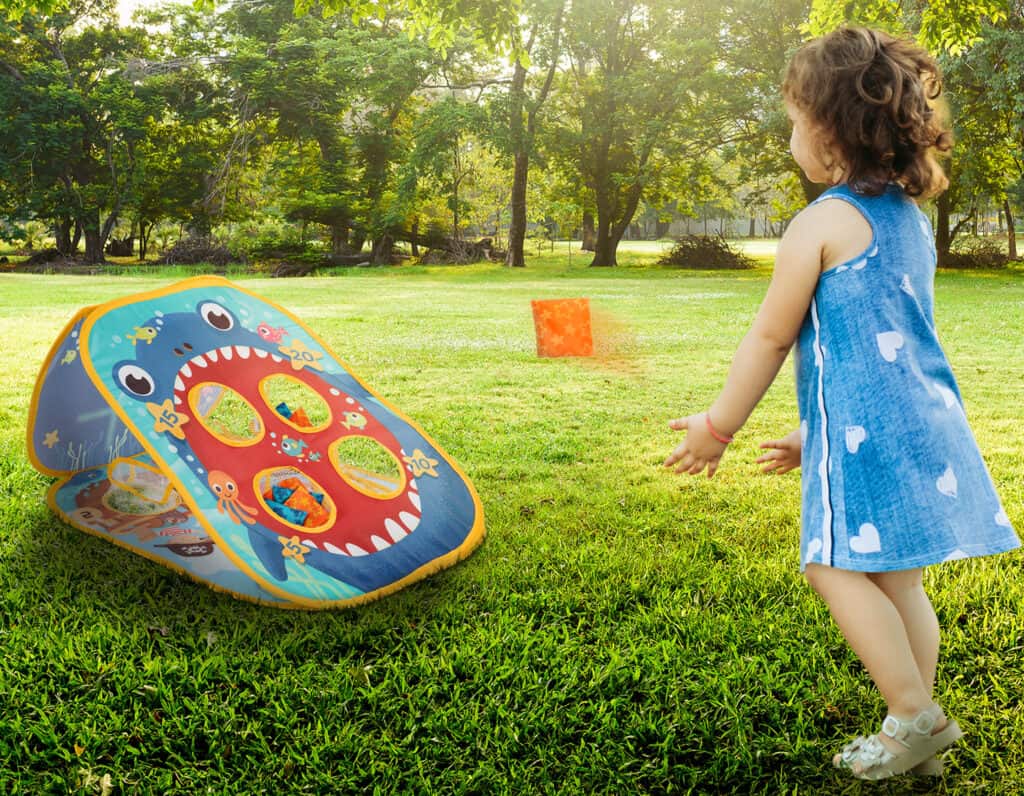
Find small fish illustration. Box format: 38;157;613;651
280;437;309;457
127;326;159;345
341;411;368;431
61;350;78;365
257;322;287;343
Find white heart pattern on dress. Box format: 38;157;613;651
943;549;968;562
805;537;823;564
900;274;915;296
849;523;882;554
936;466;958;498
933;382;957;409
995;509;1011;527
876;331;904;362
845;425;867;454
800;419;808;443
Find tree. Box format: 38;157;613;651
545;0;722;266
5;0;523;54
716;0;817;204
0;2;158;262
940;12;1024;260
807;0;1011;53
495;0;565;267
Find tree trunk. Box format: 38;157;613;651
505;50;529;268
370;235;394;265
55;219;73;255
506;150;529;267
410;218;420;257
332;223;353;256
581;211;596;251
82;209;107;264
589;216;618;266
1005;199;1017;260
936;192;951;265
84;229;105;263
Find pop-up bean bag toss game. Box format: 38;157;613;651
28;276;485;609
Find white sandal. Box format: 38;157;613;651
832;705;962;780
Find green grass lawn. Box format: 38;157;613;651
1;255;1022;794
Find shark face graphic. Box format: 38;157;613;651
109;299;424;586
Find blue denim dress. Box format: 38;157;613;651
795;184;1020;572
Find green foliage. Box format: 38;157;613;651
807;0;1011;53
1;266;1023;791
945;235;1013;268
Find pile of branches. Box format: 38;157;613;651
157;236;239;266
942;237;1012;269
657;234;754;270
419;237;503;265
12;248;91;272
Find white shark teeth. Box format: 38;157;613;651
180;363;192;378
236;345;251;359
346;543;369;557
254;349;268;359
190;354;208;368
206;349;219;363
399;511;420;531
370;534;391;551
270;354;283;363
323;542;347;555
302;539;318;549
174;376;185;391
219;346;234;360
409;492;421;511
385;518;408;542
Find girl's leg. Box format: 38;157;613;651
804;564;933;719
866;568;940;696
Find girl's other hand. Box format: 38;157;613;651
756;429;802;474
663;413;729;478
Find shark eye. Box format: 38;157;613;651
199;302;234;331
117;364;155;397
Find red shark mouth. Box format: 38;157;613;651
169;343;422;556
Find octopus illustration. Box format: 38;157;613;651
208;470;259;525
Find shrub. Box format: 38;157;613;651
157;236;239;266
942;236;1011;269
657;234;754;269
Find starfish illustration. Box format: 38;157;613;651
278;338;324;372
146;399;190;440
279;535;310;565
402;448;440;478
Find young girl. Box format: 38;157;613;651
663;26;1020;780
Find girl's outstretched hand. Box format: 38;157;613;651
756;429;802;474
663;413;729;478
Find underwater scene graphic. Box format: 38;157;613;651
29;277;484;608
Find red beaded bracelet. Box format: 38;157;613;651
705;412;734;444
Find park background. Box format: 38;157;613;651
2;0;1023;793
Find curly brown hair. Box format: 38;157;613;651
782;26;952;199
